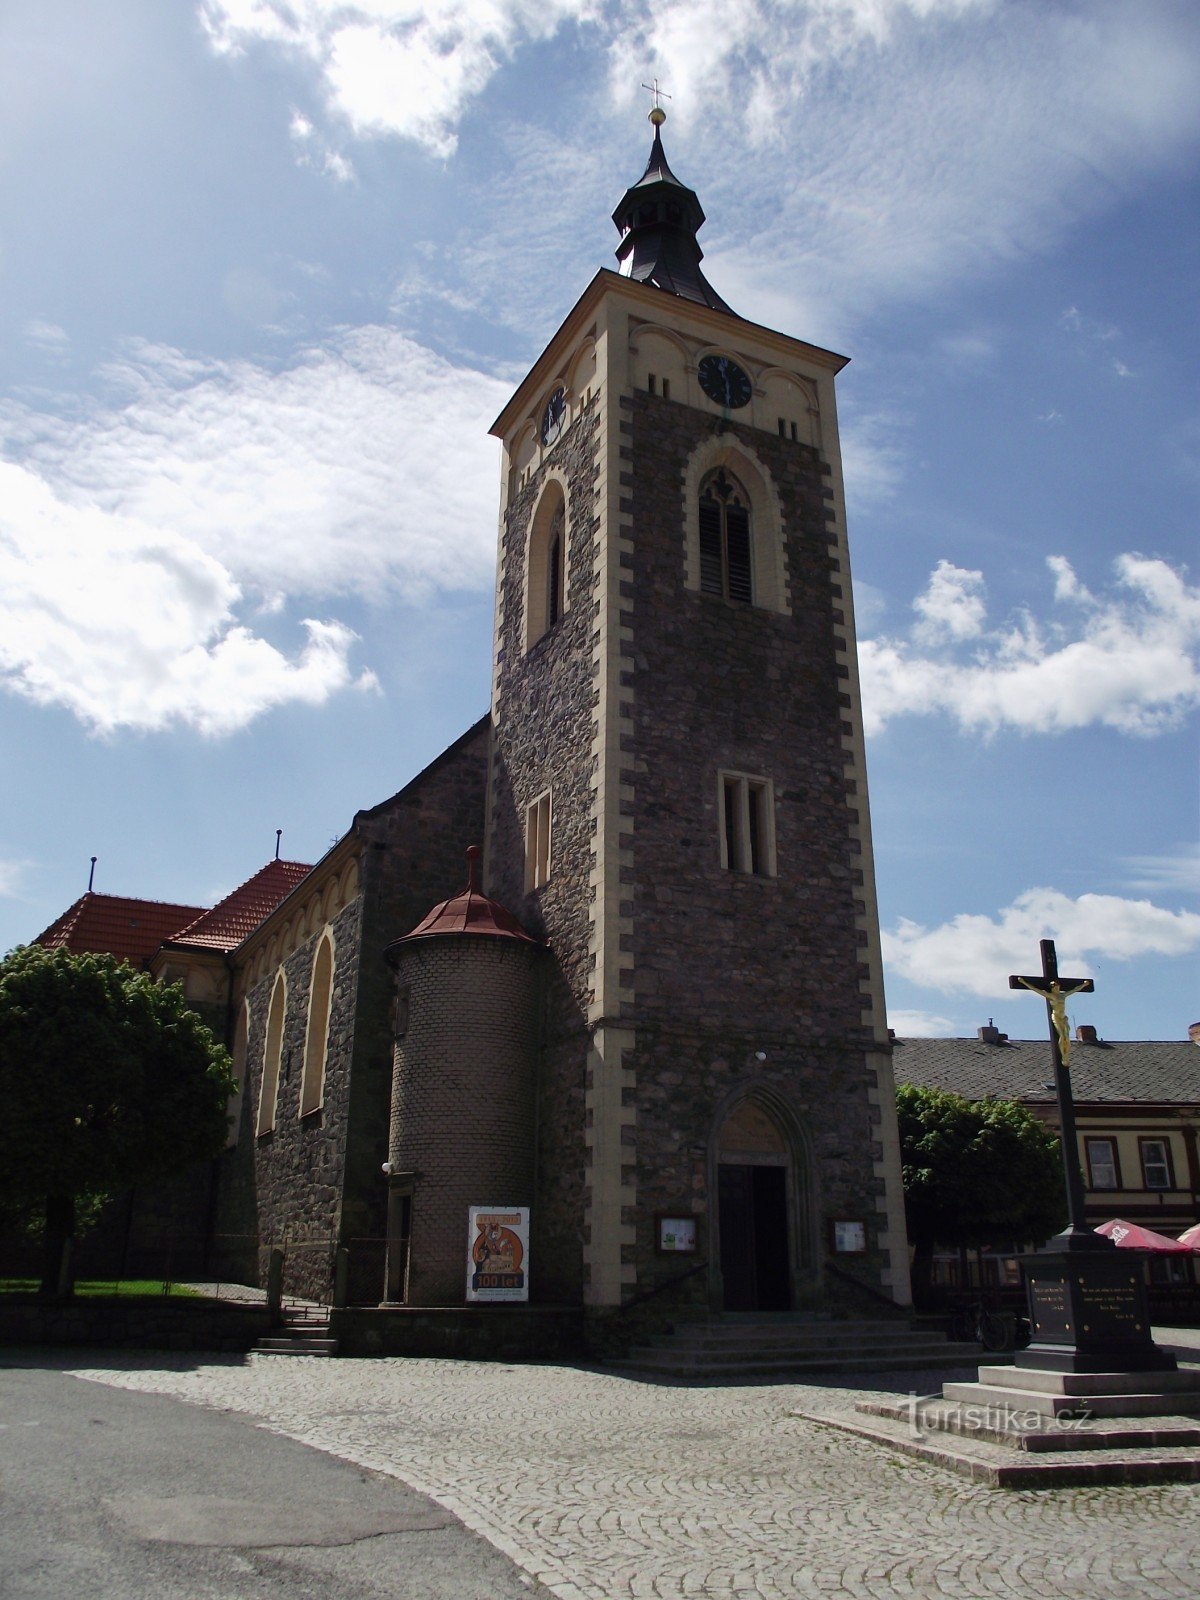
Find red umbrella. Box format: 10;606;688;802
1177;1223;1200;1250
1095;1218;1194;1252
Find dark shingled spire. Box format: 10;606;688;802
611;108;734;315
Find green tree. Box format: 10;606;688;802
896;1082;1066;1303
0;945;235;1297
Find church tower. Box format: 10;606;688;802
486;107;910;1314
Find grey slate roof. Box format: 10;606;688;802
892;1036;1200;1106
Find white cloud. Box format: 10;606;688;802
289;106;355;182
24;320;71;361
198;3;1200;342
0;461;377;736
887;1007;959;1037
1;326;510;606
1121;845;1200;897
656;2;1200;338
201;0;597;158
912;559;985;644
859;553;1200;738
883;887;1200;1000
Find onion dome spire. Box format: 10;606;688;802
611;102;733;315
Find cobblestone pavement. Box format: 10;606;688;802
59;1350;1200;1600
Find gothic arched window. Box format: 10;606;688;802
699;468;753;603
524;484;567;649
300;931;334;1117
256;972;287;1136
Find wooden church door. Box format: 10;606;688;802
715;1099;794;1312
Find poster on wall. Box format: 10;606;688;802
466;1206;530;1302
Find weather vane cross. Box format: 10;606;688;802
641;78;671;123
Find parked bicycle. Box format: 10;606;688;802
948;1300;1031;1352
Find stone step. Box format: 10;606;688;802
655;1326;960;1352
253;1336;340;1356
612;1343;981;1381
858;1396;1200;1454
975;1363;1200;1396
941;1378;1200;1421
794;1405;1200;1487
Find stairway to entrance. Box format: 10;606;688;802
611;1315;980;1381
252;1299;339;1357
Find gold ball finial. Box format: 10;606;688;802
642;78;671;126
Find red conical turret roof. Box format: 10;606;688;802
393;847;542;947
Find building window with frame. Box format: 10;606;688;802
699;468;753;604
1084;1136;1119;1190
299;931;334;1118
1139;1136;1173;1190
718;773;775;876
524;487;567;650
525;790;552;891
256;972;287;1136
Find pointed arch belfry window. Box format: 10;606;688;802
524;481;568;650
699;468;753;603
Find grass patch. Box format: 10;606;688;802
0;1278;204;1300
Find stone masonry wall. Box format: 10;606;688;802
342;721;492;1276
488;394;602;1303
239;895;362;1300
619;389;887;1301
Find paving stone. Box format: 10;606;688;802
60;1350;1200;1599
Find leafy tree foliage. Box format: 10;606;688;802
0;945;235;1296
896;1082;1066;1301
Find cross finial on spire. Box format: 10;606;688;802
641;77;671;126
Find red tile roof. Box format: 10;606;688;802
36;893;208;968
391;847;541;948
167;860;313;953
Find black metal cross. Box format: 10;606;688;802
641;78;672;114
1009;938;1104;1251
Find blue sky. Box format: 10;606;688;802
1;0;1196;1043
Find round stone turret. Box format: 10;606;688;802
382;848;545;1305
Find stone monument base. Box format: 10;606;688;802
810;1361;1200;1486
1017;1248;1177;1373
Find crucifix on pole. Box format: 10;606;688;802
1009;937;1108;1252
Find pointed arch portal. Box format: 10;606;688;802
711;1088;815;1312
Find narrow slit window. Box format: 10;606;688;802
547;522;563;629
525;790;552;891
718;773;775;876
662;378;671;400
648;373;657;395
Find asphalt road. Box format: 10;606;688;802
0;1356;543;1600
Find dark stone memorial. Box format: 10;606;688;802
1010;939;1176;1374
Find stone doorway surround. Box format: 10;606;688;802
709;1087;817;1312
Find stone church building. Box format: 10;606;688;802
36;113;912;1329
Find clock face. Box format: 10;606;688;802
698;354;752;410
540;386;567;446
